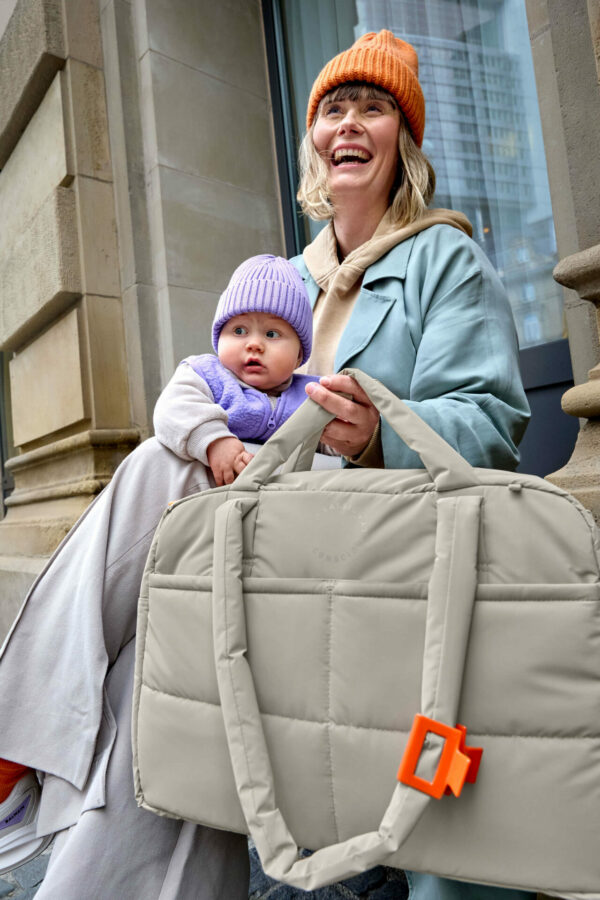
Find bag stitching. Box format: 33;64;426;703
138;685;600;740
326;581;340;843
247;491;264;578
147;577;600;601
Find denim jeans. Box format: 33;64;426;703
407;872;535;899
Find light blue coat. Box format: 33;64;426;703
292;223;530;470
295;223;533;900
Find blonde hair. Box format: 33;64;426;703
296;83;435;226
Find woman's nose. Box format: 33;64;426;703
338;109;362;134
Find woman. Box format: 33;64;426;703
295;30;527;478
0;29;531;900
289;29;531;900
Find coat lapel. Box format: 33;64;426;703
334;237;417;372
334;288;395;372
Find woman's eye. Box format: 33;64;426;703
324;104;341;116
366;103;383;113
266;330;280;339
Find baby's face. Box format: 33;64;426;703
217;312;303;391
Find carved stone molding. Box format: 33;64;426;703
0;428;139;557
548;244;600;519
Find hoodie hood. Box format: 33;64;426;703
301;207;472;377
303;207;472;297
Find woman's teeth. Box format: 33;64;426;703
333;148;371;165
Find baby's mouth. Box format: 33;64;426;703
244;359;264;370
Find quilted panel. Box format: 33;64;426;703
250;489;438;584
136;685;247;833
478;483;600;584
459;587;600;735
329;724;406;841
244;586;330;721
392;735;600;893
144;582;218;704
261;714;334;849
329;591;425;731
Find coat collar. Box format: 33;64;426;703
292;234;417;308
291;238;418;372
333;238;419;370
361;236;416;287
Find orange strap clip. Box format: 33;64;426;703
397;714;483;800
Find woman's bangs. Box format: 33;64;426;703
322;83;397;106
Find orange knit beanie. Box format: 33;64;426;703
306;30;425;147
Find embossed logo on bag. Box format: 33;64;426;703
309;495;370;564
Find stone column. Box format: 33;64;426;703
0;0;138;629
526;0;600;519
548;249;600;518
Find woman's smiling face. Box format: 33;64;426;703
312;86;401;210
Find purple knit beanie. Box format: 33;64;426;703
212;255;313;365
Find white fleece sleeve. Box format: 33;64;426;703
153;363;235;465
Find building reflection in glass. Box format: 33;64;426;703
355;0;564;347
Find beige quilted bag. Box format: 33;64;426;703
132;369;600;898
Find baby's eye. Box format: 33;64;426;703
265;329;280;339
233;326;247;335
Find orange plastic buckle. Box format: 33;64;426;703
397;714;483;800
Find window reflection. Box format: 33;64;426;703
279;0;564;348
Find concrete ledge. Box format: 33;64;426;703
0;515;73;560
0;428;139;555
0;0;66;168
5;427;140;504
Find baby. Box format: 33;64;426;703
0;255;330;877
153;254;327;485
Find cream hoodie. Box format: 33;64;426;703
303;207;472;377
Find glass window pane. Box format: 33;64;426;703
277;0;563;349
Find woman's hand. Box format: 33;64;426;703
305;374;379;457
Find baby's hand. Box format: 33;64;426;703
206;437;254;486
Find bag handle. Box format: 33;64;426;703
234;368;480;492
212;494;482;891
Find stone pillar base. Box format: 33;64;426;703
546;419;600;522
0;427;140;557
0;427;139;641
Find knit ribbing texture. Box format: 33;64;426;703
212;255;313;364
306;30;425;146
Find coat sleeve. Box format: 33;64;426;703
153;360;234;465
381;228;530;471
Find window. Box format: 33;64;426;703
521;282;536;303
268;0;564;349
523;313;542;344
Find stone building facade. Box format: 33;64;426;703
0;0;598;643
0;0;284;635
